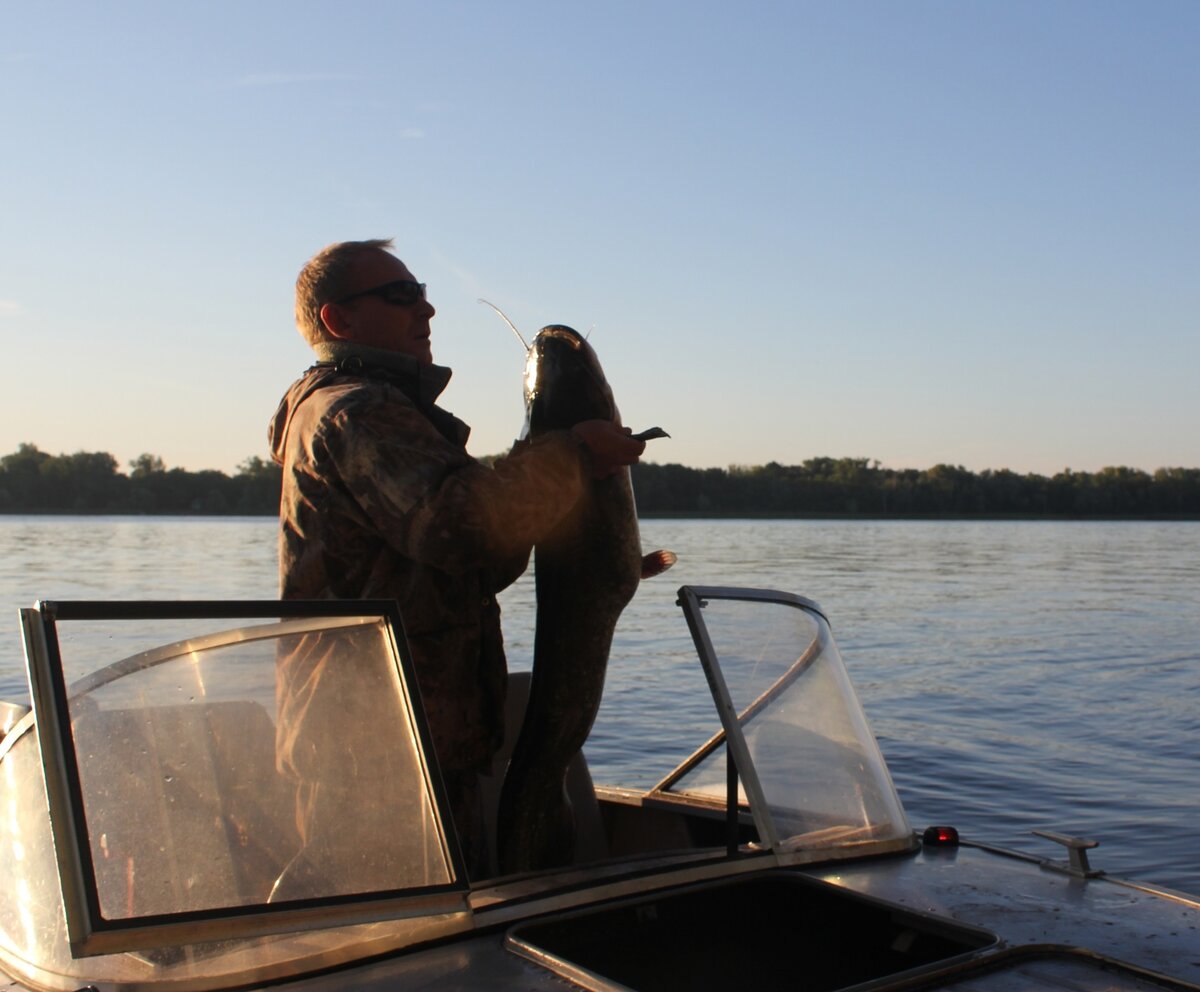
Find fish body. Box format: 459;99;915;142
496;325;664;874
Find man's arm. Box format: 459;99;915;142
322;397;587;573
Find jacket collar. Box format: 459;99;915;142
312;341;453;409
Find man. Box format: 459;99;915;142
268;238;643;874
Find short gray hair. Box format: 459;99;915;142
294;238;394;346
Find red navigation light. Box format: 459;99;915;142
922;825;960;847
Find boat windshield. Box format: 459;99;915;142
0;589;911;991
655;587;911;856
2;600;471;987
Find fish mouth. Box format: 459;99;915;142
537;325;583;350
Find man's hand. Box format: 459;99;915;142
571;420;647;479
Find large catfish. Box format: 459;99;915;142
496;324;673;874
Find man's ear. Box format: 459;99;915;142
320;302;352;340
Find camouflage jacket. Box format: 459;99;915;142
268;347;589;774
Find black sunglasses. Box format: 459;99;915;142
336;279;427;306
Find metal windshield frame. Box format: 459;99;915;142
20;598;472;958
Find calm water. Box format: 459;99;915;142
1;516;1197;894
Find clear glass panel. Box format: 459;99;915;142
54;614;453;921
0;716;70;972
0;700;466;992
667;594;910;850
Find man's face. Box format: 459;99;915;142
327;250;436;363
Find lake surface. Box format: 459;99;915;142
1;516;1197;894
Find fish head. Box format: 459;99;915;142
523;325;618;436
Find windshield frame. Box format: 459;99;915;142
653;586;914;862
21;599;471;958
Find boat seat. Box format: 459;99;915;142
478;671;608;877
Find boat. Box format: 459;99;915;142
1;586;1197;991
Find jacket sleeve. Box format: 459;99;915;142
321;391;590;575
410;433;591;576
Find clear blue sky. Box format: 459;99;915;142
2;1;1196;476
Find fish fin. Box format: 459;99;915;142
641;549;677;579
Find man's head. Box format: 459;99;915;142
295;239;436;364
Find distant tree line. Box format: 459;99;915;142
2;445;1198;518
631;458;1200;518
0;444;282;515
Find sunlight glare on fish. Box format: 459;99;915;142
477;299;529;350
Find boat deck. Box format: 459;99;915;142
212;844;1200;992
809;842;1200;989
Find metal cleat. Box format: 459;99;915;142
1033;829;1104;878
